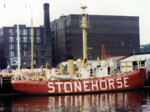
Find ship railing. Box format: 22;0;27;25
140;64;145;67
133;65;138;71
133;64;145;71
11;71;46;81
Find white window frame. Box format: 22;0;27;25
16;37;21;42
23;44;27;49
8;29;14;35
22;29;27;35
29;36;34;42
29;29;34;35
36;29;40;35
9;44;14;50
9;36;14;42
36;37;41;43
16;51;21;57
15;29;21;35
9;51;14;57
23;51;28;57
16;44;21;50
23;36;27;42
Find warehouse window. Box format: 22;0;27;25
22;29;27;35
23;44;27;49
9;36;14;42
41;50;45;56
36;29;40;35
41;58;45;63
129;41;132;46
29;37;34;42
9;51;14;57
23;51;28;56
35;50;38;56
16;44;21;50
36;37;41;43
29;29;34;35
15;29;21;35
16;51;21;57
9;44;14;50
16;37;21;42
121;41;124;46
23;36;27;42
113;41;117;46
8;29;14;35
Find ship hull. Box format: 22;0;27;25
11;68;146;95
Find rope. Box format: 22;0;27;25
2;81;11;84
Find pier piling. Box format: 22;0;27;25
0;75;3;93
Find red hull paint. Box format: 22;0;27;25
11;68;146;95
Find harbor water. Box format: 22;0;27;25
0;88;150;112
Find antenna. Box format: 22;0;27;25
17;0;20;70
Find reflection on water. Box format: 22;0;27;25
0;89;150;112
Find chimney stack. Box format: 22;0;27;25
43;3;52;67
43;3;51;45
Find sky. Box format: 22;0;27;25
0;0;150;45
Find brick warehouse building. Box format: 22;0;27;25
0;3;52;69
51;14;140;66
0;3;140;69
0;25;48;69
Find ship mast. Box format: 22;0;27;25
31;8;34;74
17;0;20;70
80;5;90;68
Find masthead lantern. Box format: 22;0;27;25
80;5;89;28
80;5;90;68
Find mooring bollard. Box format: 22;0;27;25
0;75;3;93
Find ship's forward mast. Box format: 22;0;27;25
80;5;91;68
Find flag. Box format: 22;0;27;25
7;61;10;70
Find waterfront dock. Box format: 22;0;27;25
0;74;13;94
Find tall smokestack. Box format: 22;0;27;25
43;3;52;67
43;3;51;45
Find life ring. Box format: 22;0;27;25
34;75;38;80
111;71;116;76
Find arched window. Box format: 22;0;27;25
29;37;34;42
9;36;14;42
16;37;21;42
41;58;45;63
22;29;27;35
23;36;27;42
36;37;41;43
